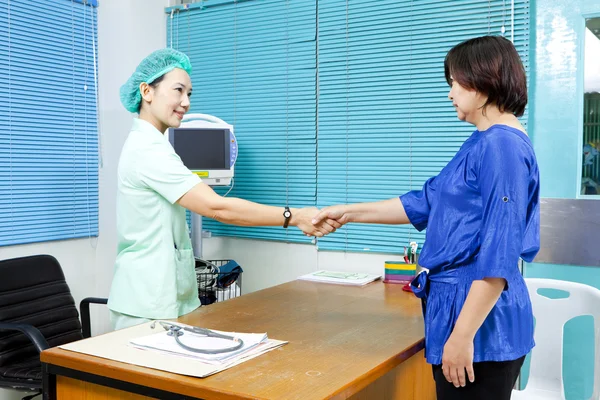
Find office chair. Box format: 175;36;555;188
0;255;107;400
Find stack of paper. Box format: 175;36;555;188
60;321;287;378
297;270;381;286
130;328;270;365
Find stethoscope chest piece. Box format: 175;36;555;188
165;325;184;337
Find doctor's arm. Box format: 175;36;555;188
177;182;340;237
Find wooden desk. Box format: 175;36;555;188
41;280;435;400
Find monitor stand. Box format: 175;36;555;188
191;213;203;259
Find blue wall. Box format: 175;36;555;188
527;0;600;398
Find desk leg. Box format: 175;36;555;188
41;363;56;400
348;349;435;400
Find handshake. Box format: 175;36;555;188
291;205;348;238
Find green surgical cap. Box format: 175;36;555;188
120;48;192;113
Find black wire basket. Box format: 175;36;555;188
195;259;243;306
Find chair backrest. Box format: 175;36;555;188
0;255;83;367
525;278;600;398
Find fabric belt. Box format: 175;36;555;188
410;267;459;316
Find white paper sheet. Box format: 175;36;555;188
130;327;268;365
297;270;381;286
59;322;287;378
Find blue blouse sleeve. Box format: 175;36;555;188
473;133;532;282
399;176;436;232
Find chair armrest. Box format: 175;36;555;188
80;297;108;339
0;322;49;352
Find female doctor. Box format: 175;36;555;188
313;36;539;400
108;48;339;331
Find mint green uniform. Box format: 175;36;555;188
108;118;201;321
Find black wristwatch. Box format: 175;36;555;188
283;206;292;228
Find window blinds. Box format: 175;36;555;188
168;0;529;253
0;0;99;246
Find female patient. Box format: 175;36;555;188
313;36;539;400
109;48;338;331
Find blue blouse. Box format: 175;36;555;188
400;124;539;365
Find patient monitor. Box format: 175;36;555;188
168;113;238;186
168;113;238;257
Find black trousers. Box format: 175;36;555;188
432;356;525;400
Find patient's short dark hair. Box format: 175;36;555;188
444;36;527;117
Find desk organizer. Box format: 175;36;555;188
383;261;416;284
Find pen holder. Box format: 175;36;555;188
383;261;416;284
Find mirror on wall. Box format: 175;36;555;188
581;17;600;195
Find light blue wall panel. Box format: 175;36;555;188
524;0;600;398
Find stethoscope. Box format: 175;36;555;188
150;321;244;354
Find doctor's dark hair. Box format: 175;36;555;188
148;74;166;89
444;36;527;117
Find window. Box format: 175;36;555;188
168;0;530;253
581;17;600;196
316;0;530;252
170;0;317;243
0;0;99;246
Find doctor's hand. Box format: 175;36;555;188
311;205;350;227
292;207;341;237
441;332;475;388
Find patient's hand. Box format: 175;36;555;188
292;207;342;237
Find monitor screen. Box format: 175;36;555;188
172;128;230;170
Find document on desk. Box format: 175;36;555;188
298;270;381;286
130;329;269;365
59;322;287;378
